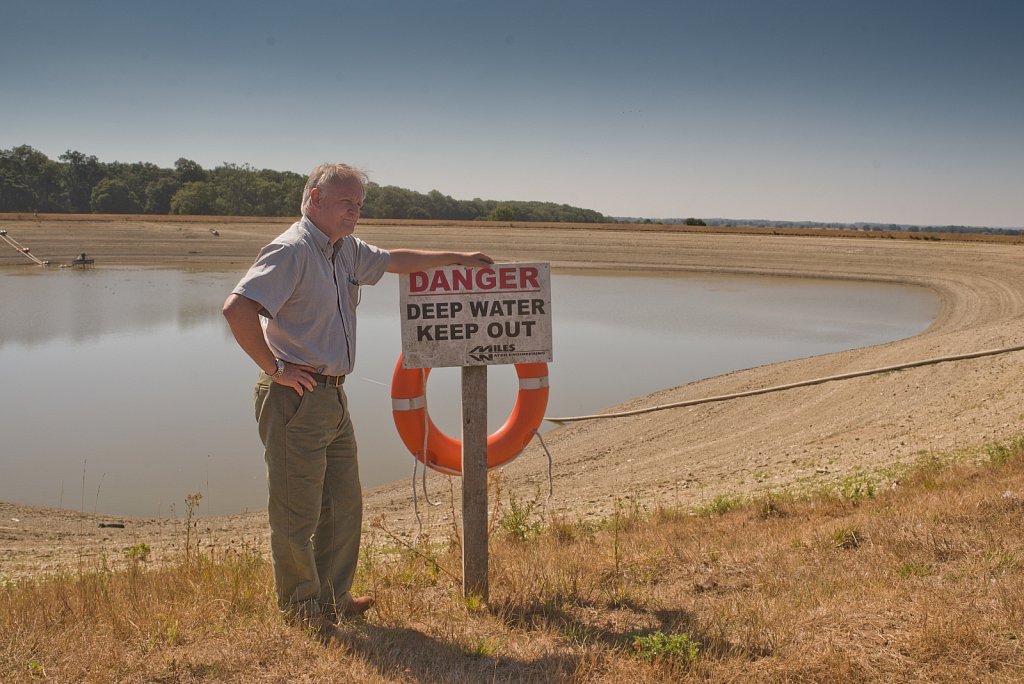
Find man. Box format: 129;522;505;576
223;163;492;633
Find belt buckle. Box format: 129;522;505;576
313;371;343;387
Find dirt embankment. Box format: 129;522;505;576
3;216;1023;578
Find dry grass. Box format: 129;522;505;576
4;440;1024;682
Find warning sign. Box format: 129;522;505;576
399;262;553;368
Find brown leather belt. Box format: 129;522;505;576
310;373;346;387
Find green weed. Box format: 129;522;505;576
125;543;151;563
466;638;499;658
499;494;543;543
464;593;487;613
839;472;877;501
757;491;787;518
697;494;742;516
985;550;1020;576
27;659;46;679
631;631;701;663
832;526;863;550
897;561;933;578
986;436;1024;465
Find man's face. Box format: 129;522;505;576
310;178;364;240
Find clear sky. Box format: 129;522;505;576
2;1;1021;227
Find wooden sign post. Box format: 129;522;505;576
461;365;489;599
398;263;552;600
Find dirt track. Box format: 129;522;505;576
3;216;1023;578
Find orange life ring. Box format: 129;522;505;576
390;354;550;475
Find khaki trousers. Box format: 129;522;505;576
254;374;361;617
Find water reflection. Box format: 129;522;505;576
0;268;232;346
0;267;938;516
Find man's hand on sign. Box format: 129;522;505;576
386;249;494;274
453;252;495;268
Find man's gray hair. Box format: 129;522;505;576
301;163;368;215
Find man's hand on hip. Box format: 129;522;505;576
274;362;318;396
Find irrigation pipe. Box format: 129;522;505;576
1;230;47;266
544;343;1024;426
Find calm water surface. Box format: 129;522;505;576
0;267;938;516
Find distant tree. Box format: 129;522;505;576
426;189;470;219
683;217;706;226
170;181;223;215
202;163;304;216
107;161;167;203
59;150;104;213
210;163;259;215
248;177;281;216
174;158;206;183
0;145;64;211
467;198;489;220
143;177;181;214
276;173;305;215
0;175;35;212
487;203;519;222
90;178;141;213
363;185;415;219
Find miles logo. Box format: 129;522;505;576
469;344;516;362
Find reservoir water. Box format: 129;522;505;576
0;267;938;516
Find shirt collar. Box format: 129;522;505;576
298;215;333;258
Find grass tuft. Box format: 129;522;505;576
696;494;742;517
831;525;864;550
896;560;933;578
497;493;544;543
838;471;877;501
631;630;701;663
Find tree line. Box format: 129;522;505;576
694;217;1023;235
0;145;608;223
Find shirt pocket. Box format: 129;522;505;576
336;253;362;308
343;274;361;308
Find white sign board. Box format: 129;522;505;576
399;262;553;368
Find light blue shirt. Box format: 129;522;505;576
233;216;390;375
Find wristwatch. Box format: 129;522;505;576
270;358;286;379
